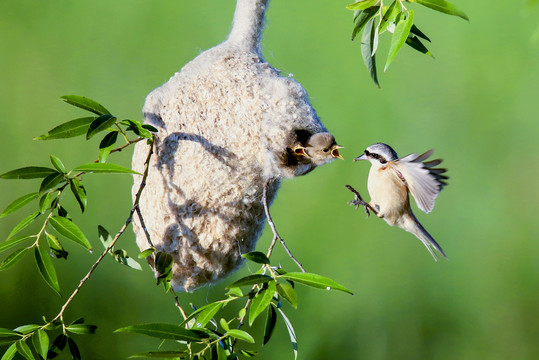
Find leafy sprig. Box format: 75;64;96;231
347;0;468;86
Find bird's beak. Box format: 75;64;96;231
293;145;310;158
354;154;367;162
332;145;344;160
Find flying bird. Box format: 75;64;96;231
350;143;448;260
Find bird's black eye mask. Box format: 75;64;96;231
364;150;387;164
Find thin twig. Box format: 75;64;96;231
171;289;188;320
263;180;305;272
52;137;154;322
135;205;154;249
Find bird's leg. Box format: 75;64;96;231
345;185;376;217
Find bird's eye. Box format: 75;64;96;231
323;148;329;153
365;150;371;156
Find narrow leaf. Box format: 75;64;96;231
32;330;49;359
361;18;379;87
279;272;354;295
69;178;87;213
46;233;68;259
34;117;96;140
351;6;378;40
49;216;92;251
346;0;378;11
385;10;415;71
67;338;81;360
242;251;270;265
39;192;54;214
12;325;40;335
8;211;40;239
98;131;118;163
379;0;400;33
98;225;113;250
49;155;67;173
192;302;223;328
115;255;143;271
39;173;65;194
66;324;97;335
276;282;298;308
60;95;110;116
86;114;117;140
72;163;140;175
249;281;276;326
123;120;152;138
0;329;21;338
0;167;57;180
0;193;39;219
263;305;277;345
226;329;254;344
0;236;34;254
35;245;60;294
15;341;35;360
226;274;273;289
47;334;67;359
408;0;469;20
406;35;434;56
115;323;202;342
277;308;297;360
1;343;17;360
410;24;431;42
138;247;155;259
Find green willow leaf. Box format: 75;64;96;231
226;329;255;344
39;192;54;214
226;274;273;289
12;325;40;335
123;120;152;138
351;6;379;40
242;251;270;265
410;24;431;42
46;233;68;260
32;330;49;360
407;0;469;20
48;334;67;358
361;18;379;87
138;247;155;259
115;323;203;342
49;155;66;173
192;302;224;328
66;324;97;335
49;216;92;251
385;10;415;71
34;117;96;140
39;173;65;194
86;114;117;140
346;0;378;11
72;163;140;175
1;343;17;360
276;282;298;309
279;272;354;295
263;305;277;345
128;351;190;359
69;178;87;213
8;211;40;239
0;329;21;338
0;167;57;180
0;236;34;254
277;308;298;360
249;281;276;326
60;95;110;116
379;0;400;33
35;244;60;294
15;340;35;360
406;35;434;56
67;338;81;360
0;193;39;219
98;131;119;163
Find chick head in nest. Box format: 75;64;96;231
293;132;344;166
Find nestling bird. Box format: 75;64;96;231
350;143;448;260
293;132;344;166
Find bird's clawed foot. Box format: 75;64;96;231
345;185;371;217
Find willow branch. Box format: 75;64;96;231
263;180;305;272
52;137;154;322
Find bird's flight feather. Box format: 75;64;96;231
393;150;448;213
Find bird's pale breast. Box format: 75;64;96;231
367;165;409;225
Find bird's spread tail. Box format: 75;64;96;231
401;214;447;261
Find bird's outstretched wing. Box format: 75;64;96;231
393;149;448;213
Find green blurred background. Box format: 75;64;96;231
1;0;538;359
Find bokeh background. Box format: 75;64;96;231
1;0;538;359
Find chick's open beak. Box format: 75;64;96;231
331;145;344;160
293;145;310;158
